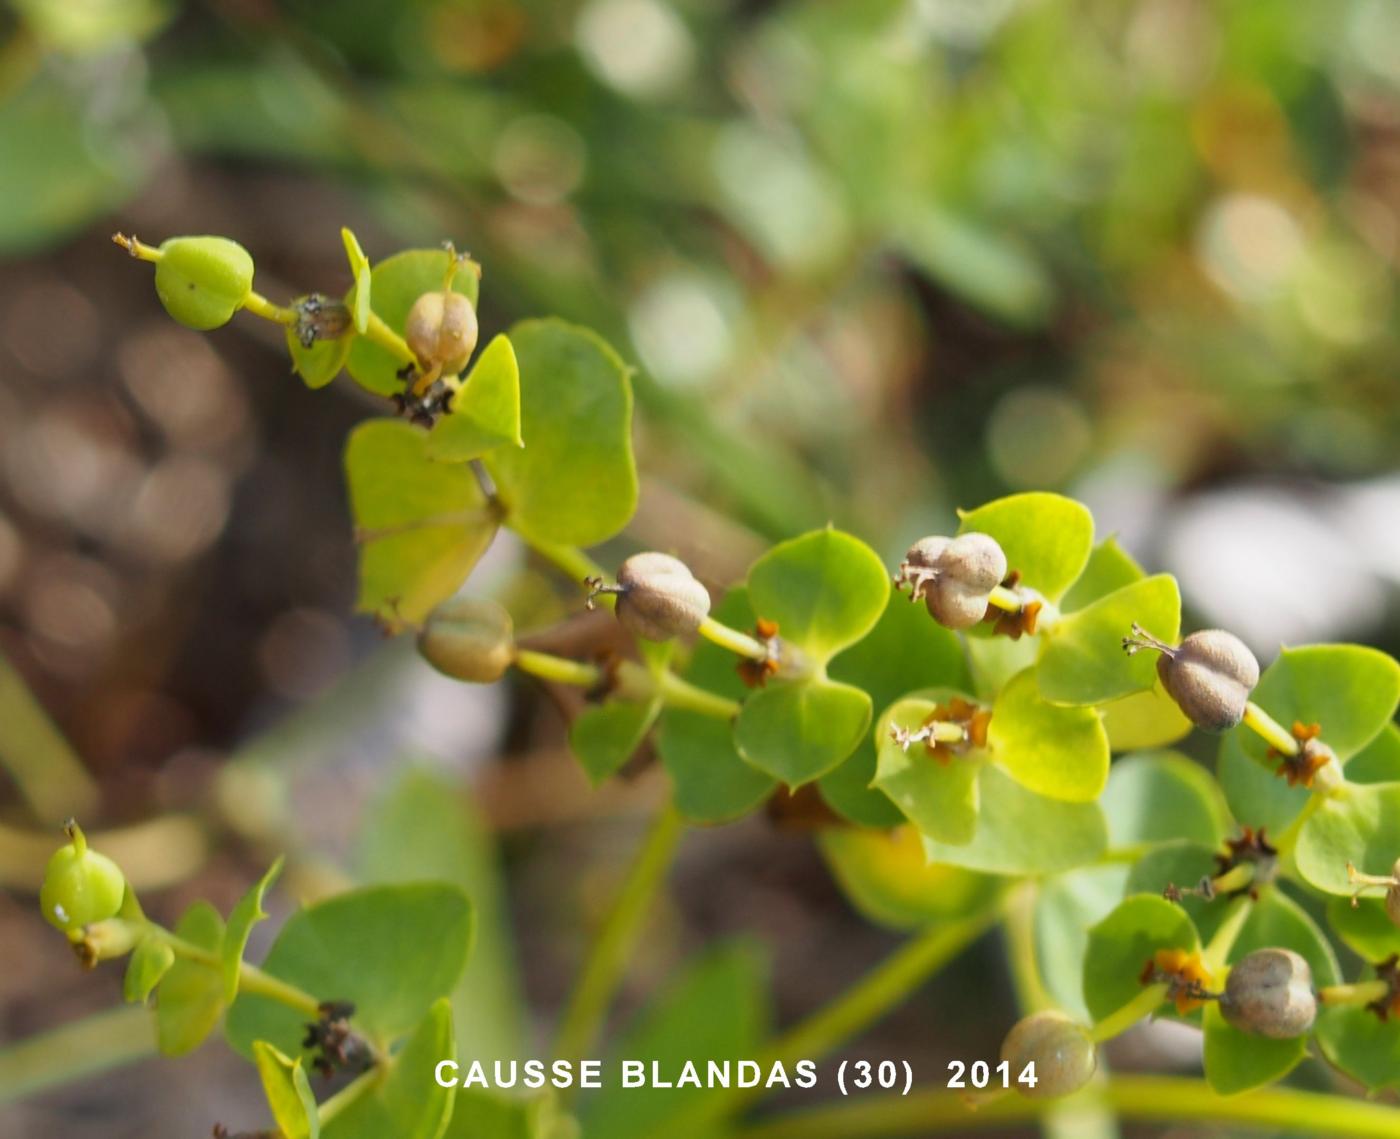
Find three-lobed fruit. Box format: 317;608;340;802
903;532;1008;629
153;236;255;330
39;824;127;933
1220;948;1317;1039
1155;629;1259;733
612;553;711;641
405;289;479;375
999;1010;1097;1099
418;597;515;683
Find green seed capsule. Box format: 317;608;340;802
418;598;515;683
153;236;255;330
39;823;127;933
405;290;479;375
999;1010;1096;1099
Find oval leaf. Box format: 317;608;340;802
156;901;227;1056
873;696;980;845
746;528;889;663
345;419;498;624
1101;752;1230;850
1083;894;1198;1025
1295;782;1400;896
287;326;352;390
734;678;872;786
956;493;1093;602
989;668;1108;802
428;334;523;462
484;319;637;548
1037;575;1180;706
570;699;661;787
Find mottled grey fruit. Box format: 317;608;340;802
1157;629;1259;733
405;290;479;375
615;553;710;641
418;597;514;683
903;532;1008;630
999;1010;1097;1099
1221;948;1317;1039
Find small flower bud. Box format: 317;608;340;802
999;1010;1097;1099
153;236;255;331
1221;948;1317;1039
405;290;479;376
417;598;514;683
593;553;711;642
39;822;127;934
1125;627;1259;732
898;532;1008;629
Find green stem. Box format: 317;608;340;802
728;1075;1400;1139
526;539;607;590
1203;895;1253;974
241;290;297;325
146;926;322;1018
1003;884;1052;1013
698;616;769;662
514;649;604;688
0;652;99;823
1243;701;1300;757
514;650;739;719
0;1006;155;1105
670;910;998;1137
363;310;419;366
1089;983;1167;1044
631;663;741;719
986;585;1024;613
1319;980;1391;1008
553;803;685;1072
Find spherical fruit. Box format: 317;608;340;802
405;290;479;376
999;1010;1096;1099
1157;629;1259;733
614;553;711;642
418;598;515;683
1220;948;1317;1039
153;236;255;331
39;828;126;933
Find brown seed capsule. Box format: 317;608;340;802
405;290;479;375
1220;948;1317;1039
1158;630;1259;732
418;597;514;683
604;552;711;642
999;1010;1097;1099
900;532;1008;630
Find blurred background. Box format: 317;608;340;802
0;0;1398;1135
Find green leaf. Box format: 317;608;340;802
745;528;889;662
657;588;775;823
345;249;479;396
323;999;456;1139
1315;1001;1400;1093
1327;894;1400;961
124;936;175;1004
1100;685;1192;751
1343;722;1400;784
956;493;1093;602
428;334;524;461
734;678;871;786
873;696;979;844
1226;644;1400;769
253;1041;320;1139
1033;865;1132;1021
1202;891;1339;1094
484;319;637;548
818;826;1004;931
345;419;498;624
1101;752;1230;850
922;764;1107;876
286;327;352;390
822;594;971;826
156;901;227;1056
570;698;661;786
1037;575;1181;706
1217;732;1311;836
447;1089;570;1139
357;767;528;1066
1124;842;1230;944
226;884;473;1058
1061;537;1145;613
583;943;769;1139
222;857;283;1005
1295;782;1400;896
989;668;1108;802
1082;894;1198;1025
341;228;372;334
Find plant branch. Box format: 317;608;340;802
553;802;685;1073
728;1075;1400;1139
698;616;769;661
0;1006;155;1106
1243;702;1300;758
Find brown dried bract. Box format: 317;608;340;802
736;618;783;688
1271;721;1334;788
303;1000;373;1080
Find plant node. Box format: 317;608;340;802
1211;827;1278;898
1140;948;1217;1014
303;1000;373;1079
1271;723;1336;788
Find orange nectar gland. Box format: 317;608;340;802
737;618;782;688
1273;721;1336;789
1141;948;1216;1015
890;698;990;765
